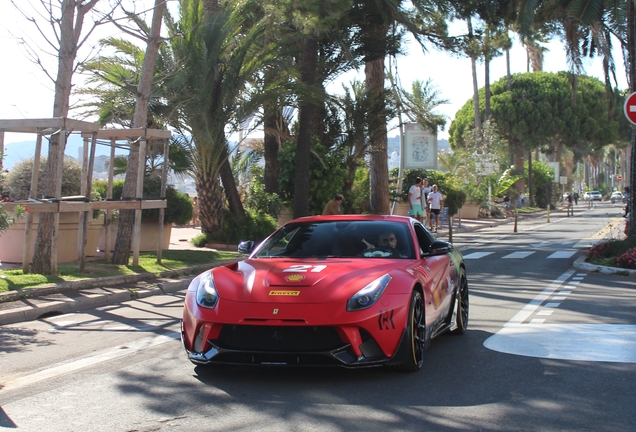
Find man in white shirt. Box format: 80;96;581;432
427;184;443;232
408;177;424;222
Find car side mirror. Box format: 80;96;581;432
238;240;255;255
429;241;452;256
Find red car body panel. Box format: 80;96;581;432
181;215;466;368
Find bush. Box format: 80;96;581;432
278;140;349;215
6;158;83;200
200;208;277;244
93;177;193;226
244;170;285;219
616;248;636;269
585;237;636;268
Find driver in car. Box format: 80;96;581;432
361;231;405;257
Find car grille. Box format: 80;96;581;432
216;325;345;352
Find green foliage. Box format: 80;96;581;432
350;166;370;214
93;178;193;226
6;158;83;201
493;167;521;197
449;72;624;160
524;160;555;208
244;167;285;219
278;140;349;215
202;208;277;244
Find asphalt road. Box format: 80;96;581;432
0;202;634;431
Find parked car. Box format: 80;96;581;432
584;191;602;201
181;215;469;371
610;191;625;204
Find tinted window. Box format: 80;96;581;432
251;221;414;259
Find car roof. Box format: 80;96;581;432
290;214;413;224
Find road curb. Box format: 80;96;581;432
0;260;234;326
573;255;636;276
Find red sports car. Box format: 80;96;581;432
181;215;468;371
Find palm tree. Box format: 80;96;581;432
166;0;278;232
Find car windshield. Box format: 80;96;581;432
251;220;415;259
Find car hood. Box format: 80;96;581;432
211;258;405;303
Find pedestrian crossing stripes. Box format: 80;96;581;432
502;251;535;259
547;251;577;259
462;250;578;260
462;252;495;260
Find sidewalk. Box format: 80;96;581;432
0;206;617;326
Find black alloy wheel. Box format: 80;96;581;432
393;290;426;372
451;269;469;335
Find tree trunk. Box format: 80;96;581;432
263;108;281;193
467;18;481;136
525;41;543;72
112;0;166;264
219;151;247;225
484;57;491;121
32;0;84;275
506;43;511;91
528;150;533;206
293;36;318;219
197;174;224;233
366;57;390;215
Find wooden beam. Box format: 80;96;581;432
80;128;171;141
0;117;99;133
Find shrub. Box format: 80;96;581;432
616;248;636;269
6;157;83;200
93;177;193;226
278;140;349;215
202;208;277;244
586;240;620;262
244;174;285;219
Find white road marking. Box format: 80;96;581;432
559;291;572;295
547;251;577;259
552;296;567;301
504;271;574;326
484;324;636;363
462;252;495;260
531;242;551;248
502;251;536;259
484;272;636;363
0;331;180;391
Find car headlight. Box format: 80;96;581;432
346;274;391;311
196;273;219;309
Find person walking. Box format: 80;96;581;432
566;192;573;216
408;177;424;222
427;184;443;232
421;178;432;230
322;193;344;215
191;196;199;228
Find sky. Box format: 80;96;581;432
0;1;629;151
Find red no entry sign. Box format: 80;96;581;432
618;175;623;181
624;92;636;125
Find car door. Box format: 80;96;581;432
412;224;453;327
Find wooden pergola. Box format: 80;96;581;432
81;127;172;267
0;118;172;275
